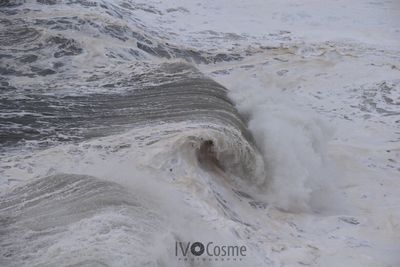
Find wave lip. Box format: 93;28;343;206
148;123;266;187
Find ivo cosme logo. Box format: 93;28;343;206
175;241;247;262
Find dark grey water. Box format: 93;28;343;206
0;62;250;150
0;0;250;153
0;174;163;266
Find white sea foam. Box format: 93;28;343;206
1;0;400;266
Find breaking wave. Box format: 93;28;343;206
0;0;341;266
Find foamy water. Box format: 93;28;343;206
1;0;399;266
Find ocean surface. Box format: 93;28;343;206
1;0;399;266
